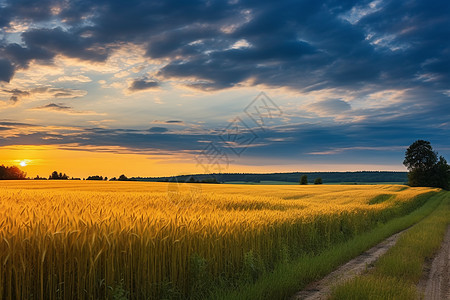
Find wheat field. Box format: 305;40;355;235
0;181;437;299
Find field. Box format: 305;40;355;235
0;181;439;299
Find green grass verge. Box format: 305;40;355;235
213;191;447;300
329;191;450;300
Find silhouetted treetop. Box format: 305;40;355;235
86;175;104;180
0;165;26;180
49;171;68;180
403;140;437;171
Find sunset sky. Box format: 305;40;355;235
1;0;449;178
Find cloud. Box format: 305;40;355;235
34;103;72;111
1;88;30;103
306;99;352;116
1;86;88;104
148;127;168;133
22;27;109;62
3;43;54;68
0;0;448;94
55;75;92;83
129;78;159;91
33;103;105;115
0;59;14;82
150;120;186;126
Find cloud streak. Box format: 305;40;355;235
33;103;105;115
129;78;159;91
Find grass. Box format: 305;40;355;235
214;191;446;300
368;194;395;205
330;190;450;300
329;276;417;300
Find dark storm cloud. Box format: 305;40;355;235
0;0;57;23
4;43;54;68
22;27;109;62
355;0;450;89
0;59;14;82
0;0;448;91
129;78;159;91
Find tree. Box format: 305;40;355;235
201;177;219;184
49;171;68;180
118;174;128;181
403;140;437;171
86;175;103;180
403;140;450;189
300;175;308;185
314;177;323;184
432;156;450;190
0;165;26;180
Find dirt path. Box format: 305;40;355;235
291;231;405;300
418;225;450;300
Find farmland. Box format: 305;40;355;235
0;181;439;299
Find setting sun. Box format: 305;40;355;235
19;161;27;167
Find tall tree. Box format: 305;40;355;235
403;140;449;189
403;140;437;171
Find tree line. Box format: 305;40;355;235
1;140;448;190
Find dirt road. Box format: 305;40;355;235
291;230;405;300
418;225;450;300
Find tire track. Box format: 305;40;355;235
291;230;406;300
418;225;450;300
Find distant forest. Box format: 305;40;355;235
130;171;408;184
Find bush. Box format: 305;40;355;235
300;175;308;185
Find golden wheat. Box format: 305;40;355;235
0;181;437;299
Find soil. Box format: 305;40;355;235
290;230;405;300
418;225;450;300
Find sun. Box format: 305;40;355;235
19;160;27;167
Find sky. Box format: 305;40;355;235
0;0;449;178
